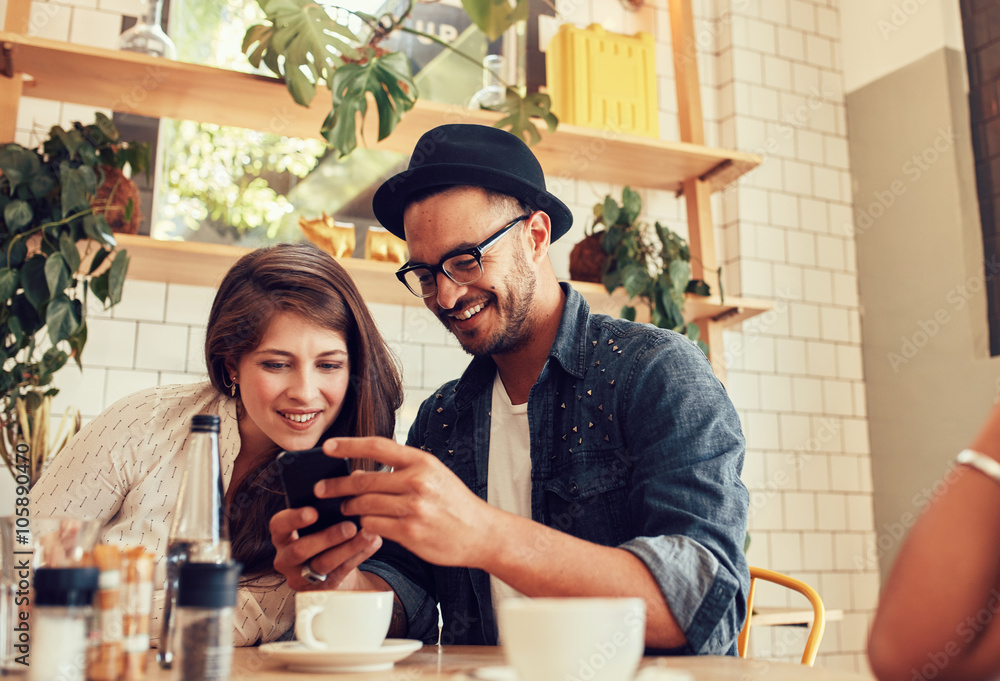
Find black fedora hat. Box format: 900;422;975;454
372;124;573;242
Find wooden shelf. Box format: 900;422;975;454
0;32;761;194
116;235;769;327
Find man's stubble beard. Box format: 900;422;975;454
439;246;537;357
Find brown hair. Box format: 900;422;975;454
205;242;403;581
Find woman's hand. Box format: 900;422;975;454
269;506;382;591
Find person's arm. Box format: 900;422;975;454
868;401;1000;681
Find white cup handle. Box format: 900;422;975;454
297;605;326;650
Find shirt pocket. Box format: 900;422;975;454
543;452;630;546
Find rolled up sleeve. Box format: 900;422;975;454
621;334;750;655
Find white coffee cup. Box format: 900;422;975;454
295;590;394;651
499;598;646;681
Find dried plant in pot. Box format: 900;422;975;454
577;186;713;356
0;113;146;485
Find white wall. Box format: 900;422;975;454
840;0;964;94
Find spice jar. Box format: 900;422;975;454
29;567;99;681
171;562;241;681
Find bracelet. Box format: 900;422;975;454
956;449;1000;486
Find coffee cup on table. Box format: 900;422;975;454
499;598;646;681
295;591;393;651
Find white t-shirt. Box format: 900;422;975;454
487;372;532;615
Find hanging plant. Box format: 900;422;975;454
0;113;143;485
242;0;557;158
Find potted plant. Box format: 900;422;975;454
0;113;145;485
241;0;558;158
571;186;713;355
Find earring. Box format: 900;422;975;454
223;374;237;397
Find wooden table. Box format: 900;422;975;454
141;645;872;680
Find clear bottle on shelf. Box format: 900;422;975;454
119;0;177;59
157;414;230;669
468;55;508;110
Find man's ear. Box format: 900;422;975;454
524;211;552;265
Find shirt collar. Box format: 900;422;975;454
453;282;590;408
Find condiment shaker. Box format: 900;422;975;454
171;562;241;681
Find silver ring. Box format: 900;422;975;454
300;564;327;584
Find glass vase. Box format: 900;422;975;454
468;54;508;110
119;0;177;59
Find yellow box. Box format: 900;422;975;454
546;23;659;138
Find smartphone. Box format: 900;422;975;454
276;447;359;537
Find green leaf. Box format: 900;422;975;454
622;263;652;299
620;305;636;322
3;200;32;232
69;319;88;369
491;90;558;146
323;51;416;157
0;268;17;302
602;197;620;228
107;250;129;306
46;293;80;347
245;0;358;105
0;144;41;192
94;112;120;144
88;247;111;275
91;268;109;304
5;239;27;269
29;169;56;200
685;323;701;342
669;258;691;295
11;292;40;339
83;214;116;248
622;186;642;224
20;256;49;310
7;315;23;345
44;253;71;297
60;163;97;218
37;346;70;387
59;233;82;273
461;0;528;42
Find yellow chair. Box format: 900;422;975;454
737;566;826;666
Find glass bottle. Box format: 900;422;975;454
158;414;230;669
119;0;177;60
29;567;100;681
468;54;508;110
172;562;241;681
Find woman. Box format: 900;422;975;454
868;400;1000;681
30;242;403;645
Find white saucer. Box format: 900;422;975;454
260;639;423;673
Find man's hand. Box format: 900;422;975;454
317;437;498;568
269;506;382;590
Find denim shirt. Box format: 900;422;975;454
360;283;749;655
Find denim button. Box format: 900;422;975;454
569;481;579;494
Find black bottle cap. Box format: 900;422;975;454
178;562;242;608
33;567;100;607
191;414;221;432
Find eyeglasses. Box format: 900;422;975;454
395;213;533;298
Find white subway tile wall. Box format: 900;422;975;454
16;0;877;671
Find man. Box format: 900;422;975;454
269;124;749;654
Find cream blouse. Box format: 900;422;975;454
29;382;294;647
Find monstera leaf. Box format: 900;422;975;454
321;50;417;158
491;90;558;147
243;0;361;106
461;0;528;42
